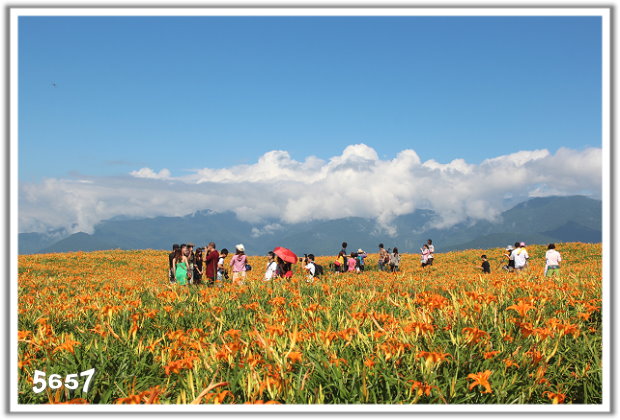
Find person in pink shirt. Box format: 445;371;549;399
347;252;358;272
229;244;247;285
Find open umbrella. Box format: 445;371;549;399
273;246;298;264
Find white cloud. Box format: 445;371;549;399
130;167;171;179
19;145;602;235
250;223;284;238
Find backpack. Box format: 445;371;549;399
313;263;324;277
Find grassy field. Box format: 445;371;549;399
17;242;602;405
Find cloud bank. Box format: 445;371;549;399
19;145;602;235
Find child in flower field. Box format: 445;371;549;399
545;243;562;276
481;255;491;274
347;252;358;272
356;249;367;272
334;251;345;273
229;244;247;285
390;247;401;272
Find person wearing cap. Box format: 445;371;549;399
230;244;248;285
356;249;367;272
503;245;515;271
512;242;529;271
264;251;278;281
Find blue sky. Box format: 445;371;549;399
19;15;602;182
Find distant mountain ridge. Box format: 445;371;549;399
19;196;602;256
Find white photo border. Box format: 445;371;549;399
9;6;611;413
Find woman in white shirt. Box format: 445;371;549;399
264;251;278;281
545;243;562;276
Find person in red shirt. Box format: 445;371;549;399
203;242;219;287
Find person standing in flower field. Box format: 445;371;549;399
378;243;389;271
186;243;195;284
173;244;190;286
347;252;358;272
341;242;349;271
421;244;431;268
481;255;491;274
216;248;229;285
334;251;345;273
545;243;562;276
203;242;219;287
168;243;179;283
264;251;278;281
356;249;367;272
503;245;515;271
426;239;435;266
512;242;529;271
304;254;318;282
230;244;248;285
193;247;203;285
389;247;401;272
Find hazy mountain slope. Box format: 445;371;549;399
19;196;602;255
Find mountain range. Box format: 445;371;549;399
19;195;602;256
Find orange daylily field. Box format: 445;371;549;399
17;242;602;405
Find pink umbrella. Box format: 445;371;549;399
273;246;298;264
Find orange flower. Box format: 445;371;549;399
17;331;33;341
467;370;493;394
503;358;520;369
364;357;376;368
268;297;286;306
417;351;452;367
287;351;303;363
53;338;81;354
461;327;490;345
223;329;242;340
409;381;437;397
543;391;566;404
484;351;500;359
506;301;535;318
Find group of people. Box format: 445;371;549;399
169;238;564;286
377;243;402;272
332;240;435;274
333;242;369;273
479;242;562;276
169;242;251;286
